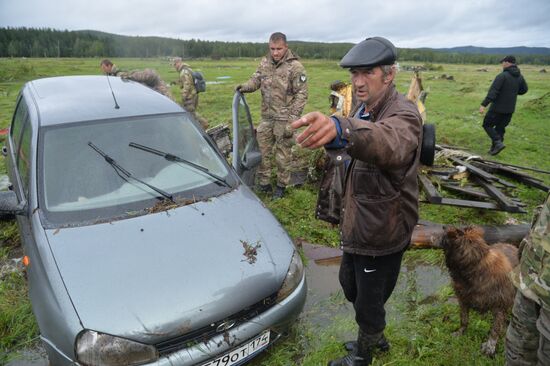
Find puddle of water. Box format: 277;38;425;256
301;243;450;327
5;347;48;366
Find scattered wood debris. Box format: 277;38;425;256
419;146;549;212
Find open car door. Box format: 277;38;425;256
232;91;261;186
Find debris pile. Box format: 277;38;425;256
419;146;550;212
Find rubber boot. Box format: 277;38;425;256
344;333;390;354
328;330;373;366
483;126;501;154
490;140;505;155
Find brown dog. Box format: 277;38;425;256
441;226;519;357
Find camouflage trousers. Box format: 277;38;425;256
505;291;550;365
256;119;296;187
182;97;208;130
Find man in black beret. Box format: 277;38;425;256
292;37;422;366
480;55;528;155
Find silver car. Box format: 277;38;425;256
0;76;306;366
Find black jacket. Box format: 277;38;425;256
482;65;528;114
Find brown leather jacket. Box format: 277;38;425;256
336;84;422;256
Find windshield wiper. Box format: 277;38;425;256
88;142;174;202
128;142;230;187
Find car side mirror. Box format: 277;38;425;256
0;190;27;216
241;150;262;170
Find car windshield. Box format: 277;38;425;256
39;113;236;226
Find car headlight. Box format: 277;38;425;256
276;250;304;302
76;330;158;366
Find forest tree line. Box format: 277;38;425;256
1;27;549;65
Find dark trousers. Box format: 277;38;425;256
483;110;513;144
339;249;405;339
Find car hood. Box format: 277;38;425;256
45;186;295;343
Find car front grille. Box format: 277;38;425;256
155;292;278;357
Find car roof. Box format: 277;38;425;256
25;75;183;127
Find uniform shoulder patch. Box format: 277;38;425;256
300;74;307;82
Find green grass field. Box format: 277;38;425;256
1;57;549;365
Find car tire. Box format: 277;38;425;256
420;123;435;166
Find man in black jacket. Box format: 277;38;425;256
480;55;528;155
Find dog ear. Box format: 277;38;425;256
445;226;459;239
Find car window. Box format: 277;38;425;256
17;116;32;195
39;113;236;226
232;92;260;186
10;97;32;195
10;96;28;150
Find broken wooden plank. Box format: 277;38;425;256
472;176;525;213
473;161;550;192
418;174;442;203
472;158;550;175
440;183;491;200
438;197;501;210
448;156;498;182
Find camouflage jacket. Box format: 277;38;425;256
240;48;307;121
175;63;198;111
107;65;122;77
511;193;550;310
120;68;174;100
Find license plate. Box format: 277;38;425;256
199;330;270;366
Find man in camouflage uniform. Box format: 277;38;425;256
99;59;174;100
100;59;122;76
505;193;550;365
172;57;208;130
236;32;308;199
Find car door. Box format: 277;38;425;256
231;91;261;186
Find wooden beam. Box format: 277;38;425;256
439;197;501;210
448;156;498;182
472;176;525;213
473;161;550;192
473;158;550;175
418;174;442;203
440;183;491;200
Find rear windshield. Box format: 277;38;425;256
39;113;236;226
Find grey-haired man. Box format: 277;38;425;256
292;37;422;366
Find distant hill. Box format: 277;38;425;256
424;46;550;56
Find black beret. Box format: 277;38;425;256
340;37;397;68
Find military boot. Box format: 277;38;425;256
272;186;286;200
256;184;272;194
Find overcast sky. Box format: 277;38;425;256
1;0;549;48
